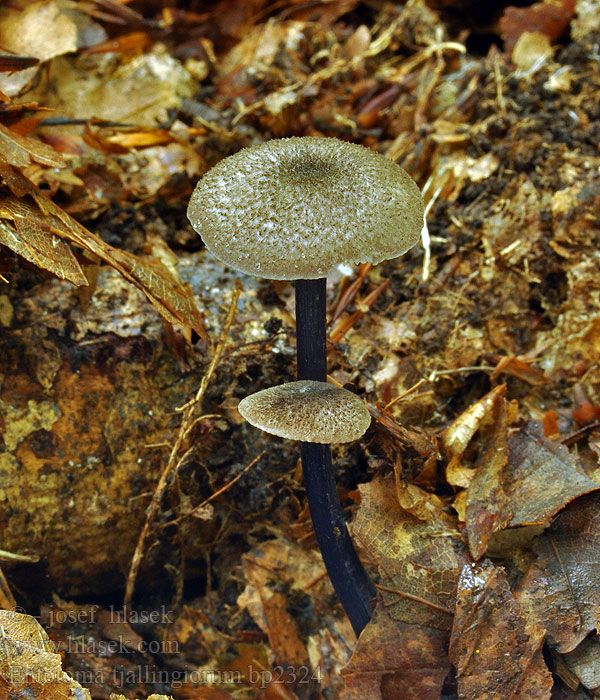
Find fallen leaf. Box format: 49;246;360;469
342;604;450;700
353;475;466;630
463;392;512;558
562;636;600;695
504;422;600;527
226;643;301;700
516;492;600;652
0;609;91;700
0;165;206;338
0;1;77;61
394;479;451;524
442;385;507;464
0;122;65;168
96;608;145;653
0;195;87;285
450;559;552;700
0;0;78;96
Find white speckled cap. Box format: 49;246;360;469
187;137;424;280
238;380;371;443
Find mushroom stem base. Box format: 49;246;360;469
299;441;374;636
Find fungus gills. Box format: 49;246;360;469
295;278;374;634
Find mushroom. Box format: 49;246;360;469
187;136;424;635
238;380;372;444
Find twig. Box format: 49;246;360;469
375;583;453;615
428;365;495;381
124;289;240;606
384;378;428;411
164;450;266;526
0;549;40;563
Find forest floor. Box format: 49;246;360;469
1;1;600;699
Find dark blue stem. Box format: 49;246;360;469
295;278;374;636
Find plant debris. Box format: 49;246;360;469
1;0;600;698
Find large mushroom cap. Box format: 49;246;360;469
238;380;371;443
188;137;424;280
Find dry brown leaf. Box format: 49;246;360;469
516;492;600;653
0;609;91;700
463;393;512;559
96;608;144;654
562;636;600;695
504;422;600;526
28;45;194;127
238;539;327;669
442;385;507;463
239;573;308;671
0;1;77;61
0;165;206;338
0;0;78;96
0;122;65;168
0;195;87;285
353;475;465;630
107;249;208;341
500;0;577;53
341;604;450;700
441;386;513;555
450;559;552;700
394;480;451;524
225;643;302;700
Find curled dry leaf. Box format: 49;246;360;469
442;385;512;557
442;385;507;463
450;560;552;700
341;604;450;700
516;492;600;653
0;0;83;97
238;538;326;670
394;479;451;524
463;390;512;559
0;609;91;700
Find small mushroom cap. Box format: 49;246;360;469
238;380;371;444
187;137;424;280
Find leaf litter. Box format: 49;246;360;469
1;0;600;699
